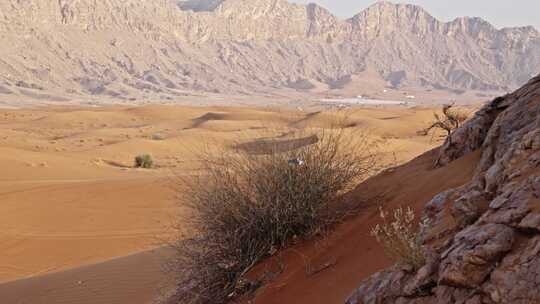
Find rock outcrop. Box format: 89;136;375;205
0;0;539;101
346;74;540;303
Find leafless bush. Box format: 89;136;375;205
418;104;469;140
370;206;427;271
172;129;380;303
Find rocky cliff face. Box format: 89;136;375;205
347;74;540;304
0;0;539;101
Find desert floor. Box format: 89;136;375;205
0;104;472;303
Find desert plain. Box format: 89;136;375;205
0;103;475;303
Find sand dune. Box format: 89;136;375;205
0;247;175;304
241;149;480;304
0;138;479;304
0;104;453;303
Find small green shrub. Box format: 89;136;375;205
134;154;153;168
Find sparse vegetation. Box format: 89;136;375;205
151;133;165;140
370;206;427;271
172;129;380;303
134;154;153;168
418;104;469;140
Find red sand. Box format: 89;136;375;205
243;149;480;304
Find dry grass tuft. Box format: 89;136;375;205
370;206;427;271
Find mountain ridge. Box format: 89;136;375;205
0;0;539;103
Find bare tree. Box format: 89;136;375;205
418;104;469;140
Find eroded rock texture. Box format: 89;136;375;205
347;74;540;304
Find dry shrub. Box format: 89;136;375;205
173;129;380;303
370;206;427;271
419;104;469;140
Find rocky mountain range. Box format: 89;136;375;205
0;0;539;103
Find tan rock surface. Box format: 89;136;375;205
0;1;538;105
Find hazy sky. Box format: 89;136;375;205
289;0;540;30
